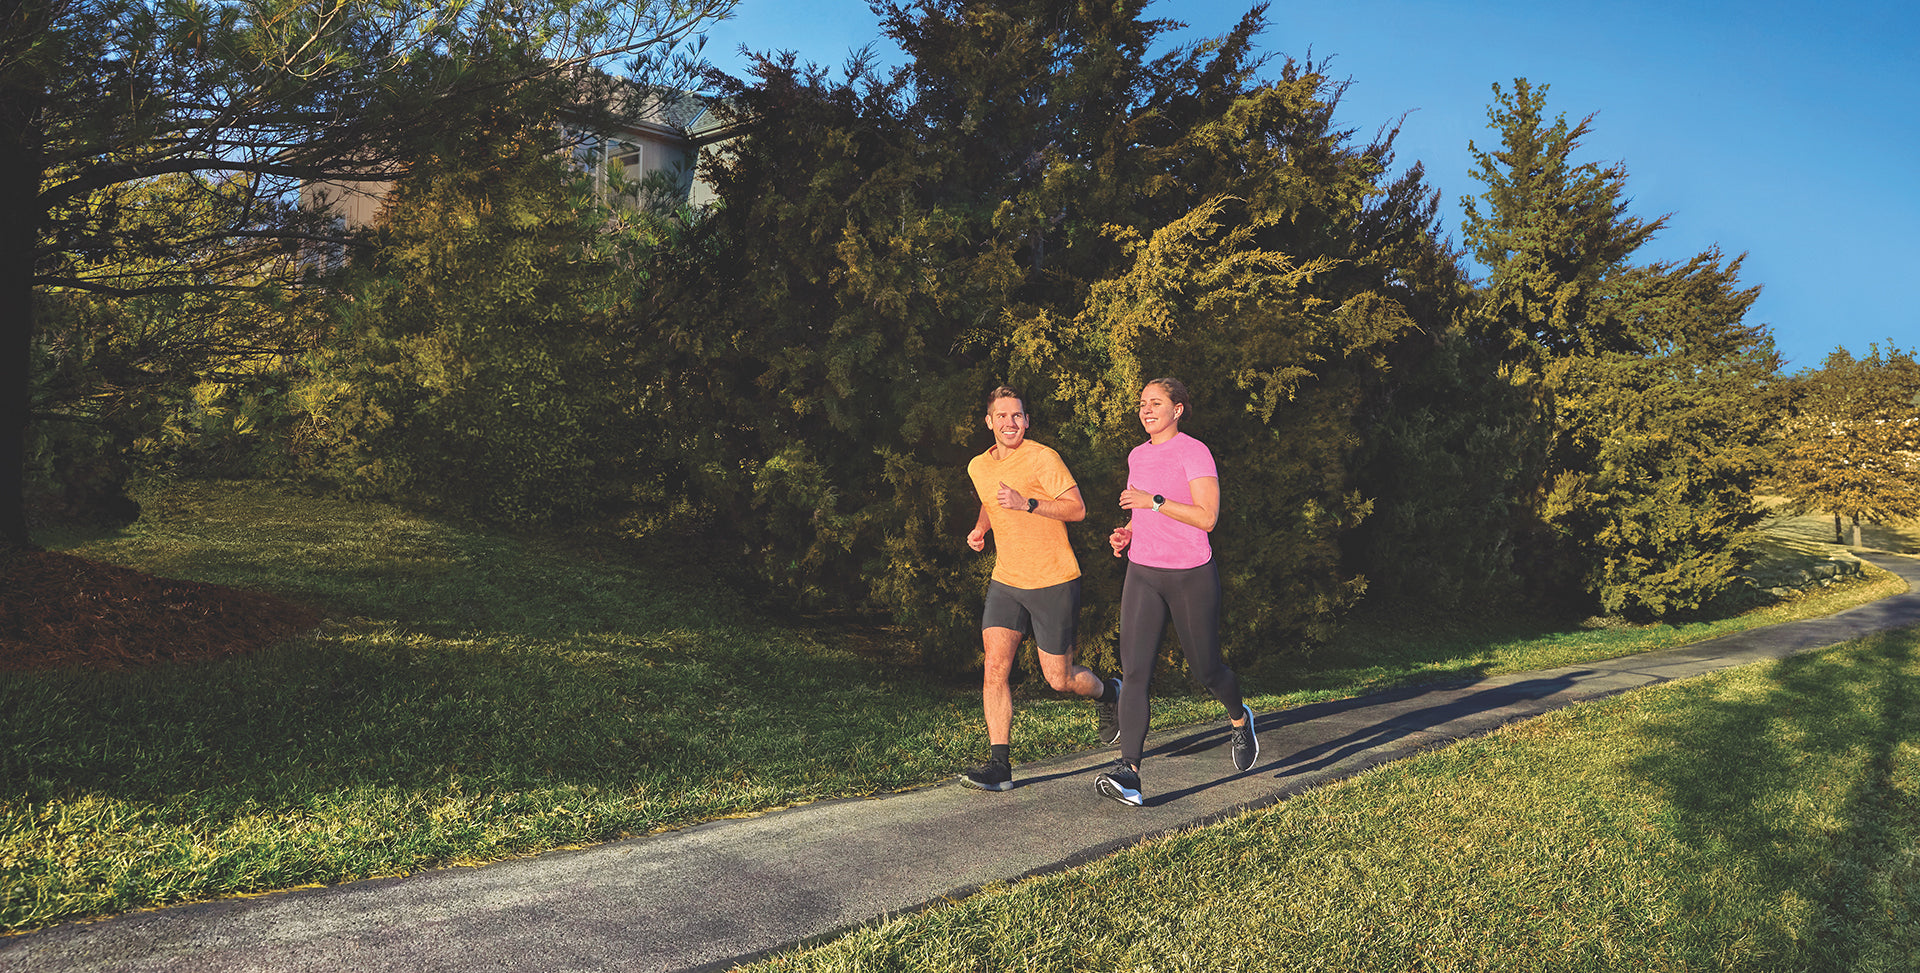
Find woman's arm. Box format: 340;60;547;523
1118;476;1219;532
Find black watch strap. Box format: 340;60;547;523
1027;497;1039;513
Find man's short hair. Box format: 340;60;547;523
986;385;1025;414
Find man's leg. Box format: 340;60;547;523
1034;650;1104;697
1027;578;1104;698
981;625;1023;746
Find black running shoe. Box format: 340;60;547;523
1096;676;1123;746
1230;704;1259;772
959;759;1013;792
1095;759;1143;806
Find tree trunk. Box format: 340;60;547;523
1834;512;1844;544
0;19;42;551
1852;515;1864;550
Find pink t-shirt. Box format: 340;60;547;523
1125;432;1217;569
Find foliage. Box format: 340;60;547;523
1;0;737;547
1773;343;1920;544
1542;335;1778;617
1340;154;1538;616
1461;80;1661;362
1347;330;1541;614
1462;80;1778;620
294;126;649;526
25;173;321;522
629;1;1447;671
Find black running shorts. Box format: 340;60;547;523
981;578;1081;655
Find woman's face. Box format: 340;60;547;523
1138;384;1182;441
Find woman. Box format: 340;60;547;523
1097;377;1257;807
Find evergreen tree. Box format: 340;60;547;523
652;1;1438;668
25;171;317;524
1462;80;1777;618
1341;150;1536;616
1462;79;1661;361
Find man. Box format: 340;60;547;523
959;386;1121;792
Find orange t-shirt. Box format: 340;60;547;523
967;441;1081;589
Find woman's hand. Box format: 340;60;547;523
1119;485;1156;510
1108;525;1132;558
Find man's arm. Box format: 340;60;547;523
996;483;1086;522
967;503;992;551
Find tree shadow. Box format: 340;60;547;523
1621;628;1920;966
1760;508;1920;556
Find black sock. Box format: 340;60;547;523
991;743;1010;765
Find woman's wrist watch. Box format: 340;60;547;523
1151;494;1165;512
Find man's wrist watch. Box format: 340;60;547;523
1151;494;1165;512
1027;497;1039;513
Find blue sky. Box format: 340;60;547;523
694;0;1918;372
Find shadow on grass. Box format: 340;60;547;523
1623;627;1920;967
1759;508;1920;556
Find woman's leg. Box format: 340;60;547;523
1116;562;1168;768
1165;560;1243;718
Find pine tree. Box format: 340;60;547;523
295;119;646;526
1462;79;1662;361
1463;80;1777;618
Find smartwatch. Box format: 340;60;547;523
1027;497;1039;513
1151;494;1165;512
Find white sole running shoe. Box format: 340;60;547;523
1095;760;1143;806
959;760;1013;792
1230;704;1259;772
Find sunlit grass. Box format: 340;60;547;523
746;629;1920;972
2;479;1907;933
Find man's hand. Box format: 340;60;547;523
968;525;989;552
996;481;1027;511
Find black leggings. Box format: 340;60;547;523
1116;558;1244;766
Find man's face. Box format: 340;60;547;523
985;396;1028;450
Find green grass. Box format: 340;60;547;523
745;628;1920;972
1;479;1908;935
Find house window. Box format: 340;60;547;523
563;123;696;212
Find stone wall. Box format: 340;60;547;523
1743;555;1865;600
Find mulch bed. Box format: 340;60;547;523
0;549;322;674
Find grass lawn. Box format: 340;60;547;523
2;479;1911;938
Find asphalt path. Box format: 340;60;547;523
6;552;1919;973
